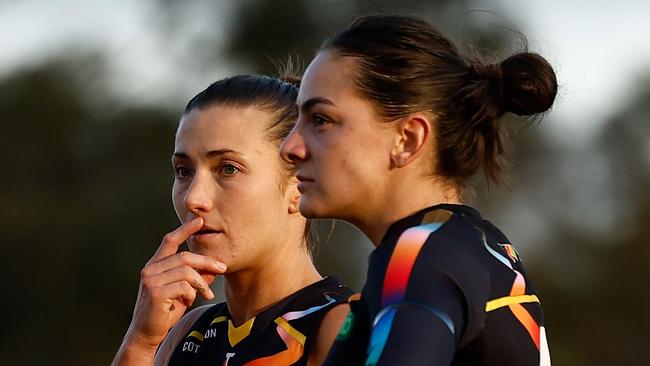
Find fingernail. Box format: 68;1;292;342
214;262;227;272
208;289;215;299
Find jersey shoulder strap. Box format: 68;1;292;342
154;304;213;366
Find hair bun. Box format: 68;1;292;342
500;52;557;116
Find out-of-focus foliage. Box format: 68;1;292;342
1;1;648;365
0;54;181;365
155;0;474;73
528;75;650;364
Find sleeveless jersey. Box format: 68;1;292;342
169;277;353;366
325;204;550;365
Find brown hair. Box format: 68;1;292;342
323;15;557;188
183;71;317;254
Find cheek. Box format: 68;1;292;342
314;132;348;169
171;182;185;219
222;180;283;228
336;142;388;193
221;185;286;257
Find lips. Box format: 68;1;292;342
296;174;314;183
296;174;314;192
195;228;221;235
190;224;223;242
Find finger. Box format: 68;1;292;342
148;251;226;277
146;265;215;300
151;281;197;309
152;217;204;260
161;266;215;300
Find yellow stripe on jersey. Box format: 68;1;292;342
485;294;540;312
421;209;453;225
187;330;205;341
228;317;255;347
274;317;307;345
211;316;228;326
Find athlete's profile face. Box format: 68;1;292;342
173;105;298;271
281;51;395;222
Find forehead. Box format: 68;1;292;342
175;104;272;152
299;51;360;104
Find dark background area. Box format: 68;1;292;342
1;1;648;364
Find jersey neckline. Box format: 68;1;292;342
220;276;344;326
378;203;482;248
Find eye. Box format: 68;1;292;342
312;113;330;126
174;166;192;179
220;163;240;176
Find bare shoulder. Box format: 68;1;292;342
153;304;213;366
307;303;351;366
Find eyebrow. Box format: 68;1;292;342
172;148;243;160
300;97;336;112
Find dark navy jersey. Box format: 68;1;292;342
168;277;353;366
324;204;550;365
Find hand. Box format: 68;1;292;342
122;217;227;355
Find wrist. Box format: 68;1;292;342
112;331;159;366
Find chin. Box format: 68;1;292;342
189;245;230;265
298;198;332;219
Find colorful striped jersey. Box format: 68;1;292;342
324;204;550;365
168;277;353;366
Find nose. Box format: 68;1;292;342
184;171;214;214
280;124;308;164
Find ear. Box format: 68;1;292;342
390;113;432;168
286;176;302;214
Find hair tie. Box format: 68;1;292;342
469;62;505;116
470;63;501;82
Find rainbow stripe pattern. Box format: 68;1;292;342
366;209;453;366
381;222;444;305
244;294;337;365
482;230;545;352
499;243;520;262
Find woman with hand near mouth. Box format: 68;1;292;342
112;74;352;366
281;15;557;365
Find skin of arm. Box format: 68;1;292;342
307;303;351;366
112;330;160;366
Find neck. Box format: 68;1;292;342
354;176;461;246
223;240;322;326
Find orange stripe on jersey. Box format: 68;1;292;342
509;303;541;350
244;319;304;365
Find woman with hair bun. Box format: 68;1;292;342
281;14;557;365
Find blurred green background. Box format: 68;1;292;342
1;0;649;365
